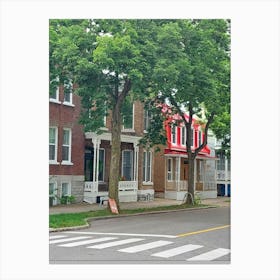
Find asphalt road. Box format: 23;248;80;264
49;206;230;264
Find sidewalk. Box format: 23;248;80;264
49;196;230;215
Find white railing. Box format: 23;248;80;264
118;181;138;193
84;181;98;193
216;170;231;181
177;180;188;191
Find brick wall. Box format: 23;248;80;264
49;87;84;176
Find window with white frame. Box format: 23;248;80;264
167;158;173;181
181;126;186;146
143;150;152;183
198;129;203;146
191;127;194;147
61;182;71;196
63;80;73;105
62;128;72;163
171;125;177;144
49;127;58;163
122;150;133;181
50;86;59;102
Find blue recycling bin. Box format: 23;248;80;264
228;184;231;197
218;184;225;196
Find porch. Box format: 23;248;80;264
164;155;217;200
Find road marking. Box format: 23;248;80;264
67;231;177;239
187;248;230;261
177;225;230;237
88;238;144;249
49;236;89;244
151;244;203;258
49;235;67;240
58;237;117;247
118;240;173;253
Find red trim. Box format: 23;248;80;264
164;148;217;159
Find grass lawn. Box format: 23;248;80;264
49;203;209;229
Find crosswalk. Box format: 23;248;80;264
49;232;230;262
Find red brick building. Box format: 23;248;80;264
49;84;85;205
49;85;217;205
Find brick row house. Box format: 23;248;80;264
49;86;217;205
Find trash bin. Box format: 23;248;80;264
228;184;231;197
217;184;225;196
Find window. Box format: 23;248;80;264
171;125;177;144
50;87;59;102
122;150;133;181
61;182;71;196
143;108;152;131
63;80;73;105
198;130;203;146
49;127;58;163
143;151;152;183
167;158;173;181
62;128;72;164
181;126;186;146
122;98;134;130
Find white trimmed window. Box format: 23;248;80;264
61;182;71;196
122;150;133;181
181;126;186;146
143;150;152;183
63;80;73;106
49;87;60;103
171;125;177;144
167;158;173;181
191;127;194;147
198;129;203;146
49;127;58;164
62;128;72;164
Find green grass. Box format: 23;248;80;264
49;203;209;229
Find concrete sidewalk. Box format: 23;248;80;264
49;196;230;215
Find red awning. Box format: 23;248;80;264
164;148;218;160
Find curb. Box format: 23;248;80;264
49;205;217;233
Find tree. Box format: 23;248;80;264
49;19;159;210
141;19;230;204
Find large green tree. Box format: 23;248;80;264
49;19;160;210
141;19;230;204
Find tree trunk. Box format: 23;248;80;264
187;154;195;204
108;79;131;212
108;101;122;210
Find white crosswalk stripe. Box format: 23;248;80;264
49;236;89;244
151;244;203;258
187;248;230;261
49;233;230;262
59;237;118;247
49;235;67;240
118;240;173;253
88;238;144;249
